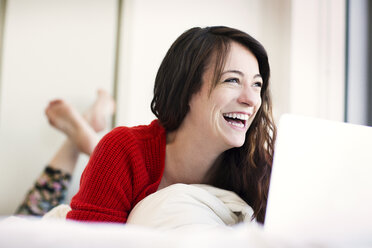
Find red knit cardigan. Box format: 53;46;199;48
66;120;166;223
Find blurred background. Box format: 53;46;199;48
0;0;370;215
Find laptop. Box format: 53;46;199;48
264;114;372;246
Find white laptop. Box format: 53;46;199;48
264;114;372;246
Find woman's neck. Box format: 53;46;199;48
163;123;226;186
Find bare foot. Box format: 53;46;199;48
84;89;115;132
45;100;98;155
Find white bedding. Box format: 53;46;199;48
40;183;256;231
127;184;256;231
0;184;357;247
1;215;295;248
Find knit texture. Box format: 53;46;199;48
66;120;166;223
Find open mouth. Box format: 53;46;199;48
223;113;249;129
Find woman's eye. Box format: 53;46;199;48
253;82;263;88
224;78;239;83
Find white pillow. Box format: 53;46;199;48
127;184;255;231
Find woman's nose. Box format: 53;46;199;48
237;86;260;107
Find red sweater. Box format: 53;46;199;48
66;120;166;223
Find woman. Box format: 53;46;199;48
67;26;276;224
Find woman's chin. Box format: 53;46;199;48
223;137;246;150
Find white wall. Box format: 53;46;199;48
0;0;116;214
289;0;345;121
255;0;292;122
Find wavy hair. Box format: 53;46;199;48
151;26;276;223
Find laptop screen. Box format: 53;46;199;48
264;114;372;245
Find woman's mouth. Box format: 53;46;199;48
222;112;249;129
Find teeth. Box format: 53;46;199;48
227;121;244;128
223;113;249;121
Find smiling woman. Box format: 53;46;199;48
184;42;262;150
66;26;276;224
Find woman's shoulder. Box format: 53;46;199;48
84;120;166;184
107;119;165;141
96;119;165;153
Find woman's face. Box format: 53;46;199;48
187;41;262;150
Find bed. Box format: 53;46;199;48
0;184;356;247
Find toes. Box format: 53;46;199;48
49;99;63;106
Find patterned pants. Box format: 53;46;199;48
15;166;71;216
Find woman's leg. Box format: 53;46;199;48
46;89;115;174
16;90;115;215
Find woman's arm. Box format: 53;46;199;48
66;127;146;223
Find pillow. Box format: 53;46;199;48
127;183;255;231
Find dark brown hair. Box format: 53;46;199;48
151;26;276;223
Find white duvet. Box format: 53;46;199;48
0;184;349;247
127;183;256;231
41;183;254;229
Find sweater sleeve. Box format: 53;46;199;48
66;127;148;223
